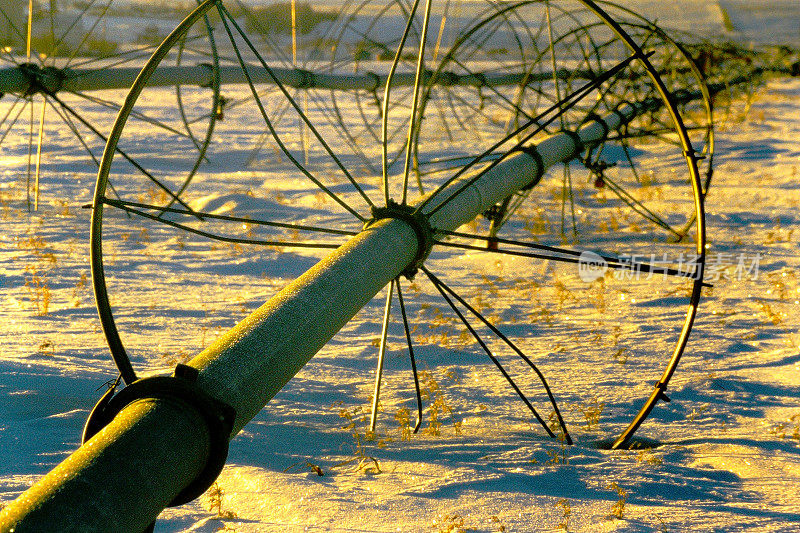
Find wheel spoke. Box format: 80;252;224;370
418;51;641;218
218;3;376;213
434;231;700;281
48;92;200;216
52;0;101;57
0;5;26;45
33;94;46;210
396;280;423;433
423;267;563;441
369;281;395;432
25;96;33;211
48;98;102;166
381;0;426;204
0;97;28;144
102;198;359;237
215;4;371;221
65;44;156;70
599;172;683;237
63;0;116;67
102;198;347;250
69;90;199;141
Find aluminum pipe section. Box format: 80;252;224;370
0;63;598;96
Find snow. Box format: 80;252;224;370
1;1;800;532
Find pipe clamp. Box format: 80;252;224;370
364;200;433;279
82;364;236;506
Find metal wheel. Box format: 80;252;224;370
0;0;219;209
413;1;714;224
91;0;705;449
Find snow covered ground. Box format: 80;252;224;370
1;2;800;532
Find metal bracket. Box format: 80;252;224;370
655;382;671;403
19;63;66;96
82;364;236;506
582;156;617;188
364;200;433;279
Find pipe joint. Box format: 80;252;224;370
562;129;585;160
580;112;610;140
197;62;217;88
365;71;381;92
19;63;65;96
293;68;316;89
437;70;460;87
466;71;487;88
364;200;433;279
514;145;545;190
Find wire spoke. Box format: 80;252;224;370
400;0;435;205
101;198;346;249
0;97;28;144
48;99;101;165
26;96;34;211
50;107;128;221
396;280;423;433
615;133;643;184
215;4;368;222
47;91;200;217
370;281;395;432
304;88;380;174
102;198;359;237
217;3;376;212
52;0;100;55
0;6;26;44
68;90;198;141
46;1;56;60
232;0;296;68
33;94;46;210
173;24;219;166
603;124;710;143
433;235;699;281
424;267;572;443
422;267;559;440
61;0;115;66
447;56;538;124
417;51;643;217
66;42;162;70
599;173;682;236
503;189;532;225
1;48;21;64
446;85;521;133
560;163;578;239
382;0;425;204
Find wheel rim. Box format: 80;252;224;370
91;0;705;448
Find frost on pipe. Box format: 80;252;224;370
3;0;705;530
